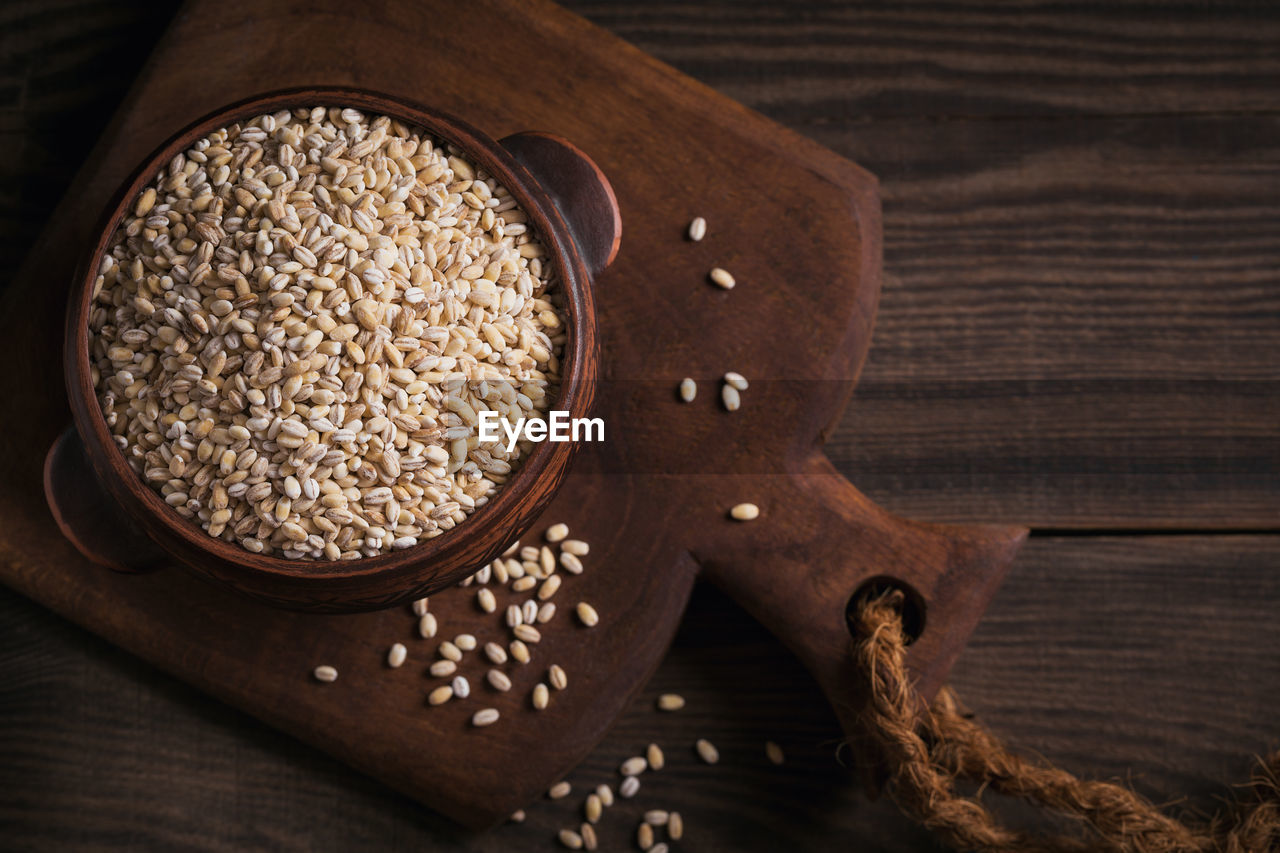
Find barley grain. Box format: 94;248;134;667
472;708;500;726
646;742;664;770
558;828;584;850
549;664;568;690
730;502;760;521
418;612;438;639
687;216;707;241
766;741;786;765
438;641;462;662
429;660;457;677
596;784;614;806
724;371;748;390
451;675;471;699
510;810;526;823
657;693;685;711
644;810;670;826
428;685;453;705
580;822;598;851
668;812;684;840
453;633;477;652
575;602;599;627
477;587;496;613
510;639;531;663
546;523;569;542
651;844;669;853
561;539;590;556
313;665;338;683
412;597;430;617
709;267;735;289
538;574;562;600
486;669;512;691
620;756;647;776
532;682;550;709
537;602;557;623
619;775;640;798
679;377;696;402
585;793;603;823
559;552;584;575
387;643;407;668
513;623;542;643
484;641;508;665
548;781;572;799
722;384;741;411
696;738;720;764
637;822;654;850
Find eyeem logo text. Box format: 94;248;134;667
477;411;604;453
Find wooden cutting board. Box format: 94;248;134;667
0;0;1023;828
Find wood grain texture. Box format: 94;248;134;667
0;0;1026;830
2;0;1279;850
2;536;1276;851
567;1;1280;529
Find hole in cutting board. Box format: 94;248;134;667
846;577;926;645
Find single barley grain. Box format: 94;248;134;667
522;598;539;624
722;384;741;411
549;664;568;690
696;738;720;764
520;545;540;562
730;502;760;521
637;822;654;850
548;780;572;799
562;539;589;556
644;810;670;826
620;756;647;776
669;812;684;840
387;643;407;668
486;669;512;691
412;597;430;617
709;267;735;289
484;641;508;665
513;623;542;643
558;828;584;850
596;784;614;806
657;693;685;711
537;601;557;623
429;659;457;677
313;665;338;683
510;809;526;823
580;822;598;851
646;742;664;770
766;740;786;765
687;216;707;241
651;844;669;853
472;707;500;726
575;602;599;627
532;682;550;709
506;603;524;628
512;575;537;593
477;587;496;613
620;775;640;798
451;675;470;699
585;793;603;823
724;371;748;391
428;685;453;705
538;574;562;600
546;522;569;542
453;633;477;652
510;639;531;663
438;640;462;662
679;378;696;402
559;552;584;575
540;545;556;575
503;540;522;558
419;612;438;639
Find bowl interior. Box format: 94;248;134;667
69;87;594;586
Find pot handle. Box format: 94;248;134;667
44;426;166;573
499;132;622;279
697;454;1026;740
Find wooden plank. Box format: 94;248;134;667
2;535;1276;850
566;1;1280;116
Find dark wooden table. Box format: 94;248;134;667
2;2;1277;850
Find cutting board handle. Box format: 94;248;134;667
499;132;622;279
44;427;166;573
698;454;1026;743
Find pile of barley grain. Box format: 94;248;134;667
88;106;564;560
